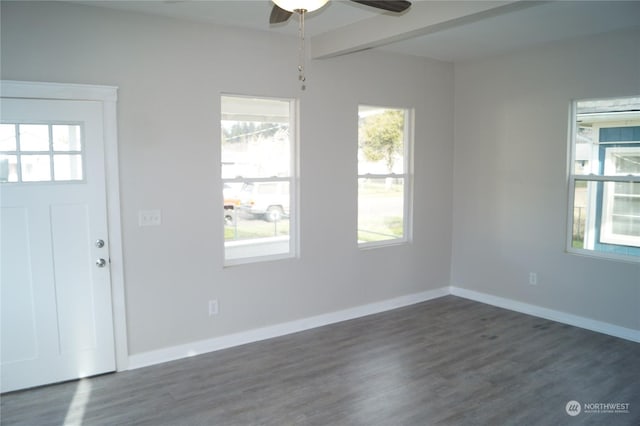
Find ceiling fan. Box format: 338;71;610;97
269;0;412;24
270;0;412;90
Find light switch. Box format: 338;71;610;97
139;209;161;227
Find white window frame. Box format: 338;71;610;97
357;105;413;248
221;94;299;266
567;98;640;262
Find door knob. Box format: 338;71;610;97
96;258;107;268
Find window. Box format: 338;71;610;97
358;105;412;246
0;123;84;183
568;96;640;260
221;95;297;264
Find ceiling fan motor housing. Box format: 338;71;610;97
272;0;330;13
270;0;411;24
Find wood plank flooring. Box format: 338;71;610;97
2;296;639;425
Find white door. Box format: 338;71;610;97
0;98;116;392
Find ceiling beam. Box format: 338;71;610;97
310;1;546;59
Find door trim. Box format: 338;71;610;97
1;80;129;372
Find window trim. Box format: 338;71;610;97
357;105;414;249
566;98;640;263
220;94;299;266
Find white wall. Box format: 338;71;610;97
452;29;640;331
1;2;454;355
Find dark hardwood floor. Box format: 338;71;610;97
2;296;639;425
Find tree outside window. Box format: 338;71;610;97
358;106;412;246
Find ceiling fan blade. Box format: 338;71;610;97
350;0;411;13
270;4;293;24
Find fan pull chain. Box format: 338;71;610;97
298;9;306;91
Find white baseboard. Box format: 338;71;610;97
450;286;640;343
129;285;639;370
128;286;450;370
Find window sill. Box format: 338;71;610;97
358;239;410;250
565;247;639;264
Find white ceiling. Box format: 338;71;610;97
76;0;640;62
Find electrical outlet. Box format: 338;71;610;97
138;209;162;227
208;299;219;316
529;272;538;285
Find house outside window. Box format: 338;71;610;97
358;105;413;247
221;95;297;264
569;96;640;261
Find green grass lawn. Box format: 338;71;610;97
358;216;403;242
225;218;290;241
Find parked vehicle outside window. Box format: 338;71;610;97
238;181;290;222
220;95;297;264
